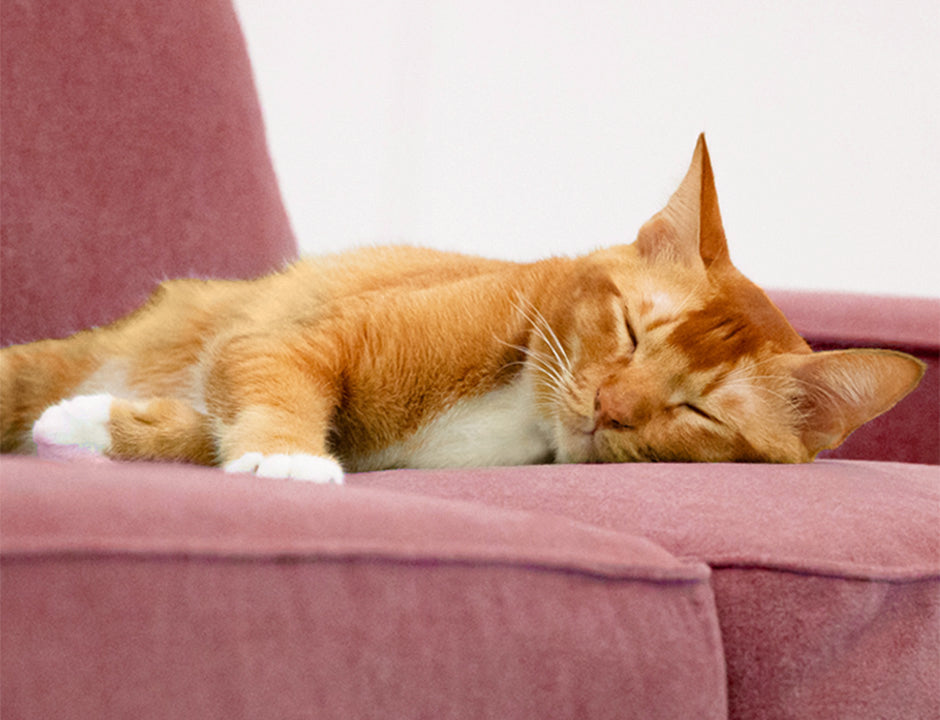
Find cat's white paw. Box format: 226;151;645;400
33;394;114;455
224;452;345;484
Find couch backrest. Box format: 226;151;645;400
771;291;939;465
1;0;297;346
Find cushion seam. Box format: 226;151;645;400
0;539;712;583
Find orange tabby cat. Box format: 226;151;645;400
0;136;924;483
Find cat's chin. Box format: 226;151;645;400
556;417;647;464
554;423;601;464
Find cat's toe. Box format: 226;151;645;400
224;452;345;484
32;394;114;455
271;454;345;484
224;452;265;475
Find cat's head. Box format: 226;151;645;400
531;135;925;463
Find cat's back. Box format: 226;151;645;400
121;246;519;340
287;245;516;300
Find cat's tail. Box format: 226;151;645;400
0;333;101;453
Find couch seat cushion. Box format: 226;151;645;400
0;456;726;720
354;460;940;720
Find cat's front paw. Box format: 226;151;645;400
224;452;345;485
33;394;114;458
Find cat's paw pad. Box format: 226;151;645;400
33;394;114;455
224;452;345;484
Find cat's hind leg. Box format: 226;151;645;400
1;337;101;453
33;395;216;466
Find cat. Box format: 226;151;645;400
0;135;925;484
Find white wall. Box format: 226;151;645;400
234;0;938;298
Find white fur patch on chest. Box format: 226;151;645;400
352;374;554;471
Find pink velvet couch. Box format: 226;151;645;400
2;3;938;719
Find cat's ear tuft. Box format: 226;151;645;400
635;134;730;269
787;349;926;458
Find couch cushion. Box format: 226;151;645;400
0;0;297;346
0;456;726;720
354;461;940;720
770;291;940;464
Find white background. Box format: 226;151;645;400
234;0;937;298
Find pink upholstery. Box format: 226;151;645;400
1;458;727;720
0;0;297;346
3;458;937;718
354;462;940;720
1;2;938;719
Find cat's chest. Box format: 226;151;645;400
348;374;555;471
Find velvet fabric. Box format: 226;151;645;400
0;457;727;720
0;0;297;346
2;458;937;718
354;461;940;720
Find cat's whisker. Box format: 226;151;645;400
496;338;570;396
501;355;561;391
721;378;812;424
505;363;567;403
511;295;573;381
730;371;846;407
718;357;801;400
526;300;573;373
497;339;560;381
513;310;558;374
531;363;569;394
728;382;792;407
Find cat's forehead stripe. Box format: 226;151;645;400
668;298;772;370
645;316;673;332
666;279;808;370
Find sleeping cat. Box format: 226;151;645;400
0;135;924;483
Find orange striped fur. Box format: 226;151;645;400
0;136;924;481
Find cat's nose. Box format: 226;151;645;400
594;385;652;431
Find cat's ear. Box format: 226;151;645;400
785;349;925;458
635;134;729;269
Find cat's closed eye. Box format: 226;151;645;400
624;310;639;349
681;403;719;423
